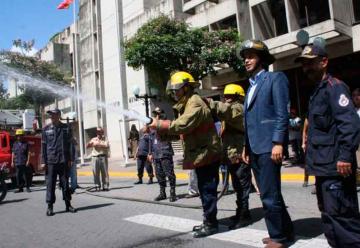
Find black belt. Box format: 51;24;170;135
94;154;106;158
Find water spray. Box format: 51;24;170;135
0;63;151;124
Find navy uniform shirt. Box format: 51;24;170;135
150;130;174;160
12;141;29;166
306;74;360;176
137;133;151;157
41;122;73;165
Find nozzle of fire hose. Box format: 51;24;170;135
145;117;153;125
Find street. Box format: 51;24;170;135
0;175;342;248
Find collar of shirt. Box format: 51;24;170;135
249;69;265;86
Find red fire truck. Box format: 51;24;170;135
0;130;44;182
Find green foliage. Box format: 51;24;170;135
0;39;71;122
0;80;8;100
0;94;33;109
124;15;244;84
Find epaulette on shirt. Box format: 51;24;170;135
327;77;342;86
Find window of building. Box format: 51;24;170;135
289;0;330;28
252;0;288;40
354;0;360;23
210;15;237;30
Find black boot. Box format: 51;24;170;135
154;187;166;201
65;201;77;213
193;221;218;238
46;204;54;216
147;176;153;184
134;177;143;185
229;209;251;230
169;187;177;202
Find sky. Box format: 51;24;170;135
0;0;76;52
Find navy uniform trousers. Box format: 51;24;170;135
154;157;176;188
228;163;251;211
46;163;71;204
316;172;360;248
195;162;220;226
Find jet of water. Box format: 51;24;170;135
0;63;151;124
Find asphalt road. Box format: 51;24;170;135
0;177;339;248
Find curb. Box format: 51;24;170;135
78;171;315;182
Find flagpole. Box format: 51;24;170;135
73;0;85;165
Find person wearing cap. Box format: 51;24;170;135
134;125;154;185
11;129;31;193
41;108;76;216
208;83;252;230
87;127;110;191
296;44;360;247
148;71;222;238
149;107;177;202
240;40;294;248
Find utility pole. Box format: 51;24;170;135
73;0;85;164
115;0;130;164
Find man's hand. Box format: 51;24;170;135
302;142;306;152
242;148;249;165
41;164;47;170
147;155;153;163
26;162;30;167
271;144;283;164
86;141;93;148
337;161;352;177
11;162;14;168
148;118;158;129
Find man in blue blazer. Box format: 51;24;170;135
241;40;294;248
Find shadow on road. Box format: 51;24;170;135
293;217;323;239
56;203;114;214
109;186;134;191
218;207;264;228
119;231;193;248
0;198;28;205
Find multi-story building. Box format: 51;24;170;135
78;0;107;146
246;0;360;115
40;0;360;163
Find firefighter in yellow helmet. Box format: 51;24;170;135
149;71;222;238
208;83;252;230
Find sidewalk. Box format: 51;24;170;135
77;156;314;183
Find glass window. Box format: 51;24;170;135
210;15;237;30
292;0;330;28
354;0;360;22
252;0;288;40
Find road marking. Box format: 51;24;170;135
124;213;329;248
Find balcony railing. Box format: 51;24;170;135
183;0;218;13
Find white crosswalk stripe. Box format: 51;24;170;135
124;213;330;248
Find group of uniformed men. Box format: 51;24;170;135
148;39;360;248
38;38;360;247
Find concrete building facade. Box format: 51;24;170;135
39;0;360;163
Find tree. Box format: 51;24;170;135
124;15;244;95
0;80;8;100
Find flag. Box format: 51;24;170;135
57;0;74;10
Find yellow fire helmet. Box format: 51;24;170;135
223;84;245;97
15;129;25;136
166;71;199;91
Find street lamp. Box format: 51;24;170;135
132;86;157;117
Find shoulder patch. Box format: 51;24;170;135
338;94;349;107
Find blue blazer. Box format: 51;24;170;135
244;70;290;154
